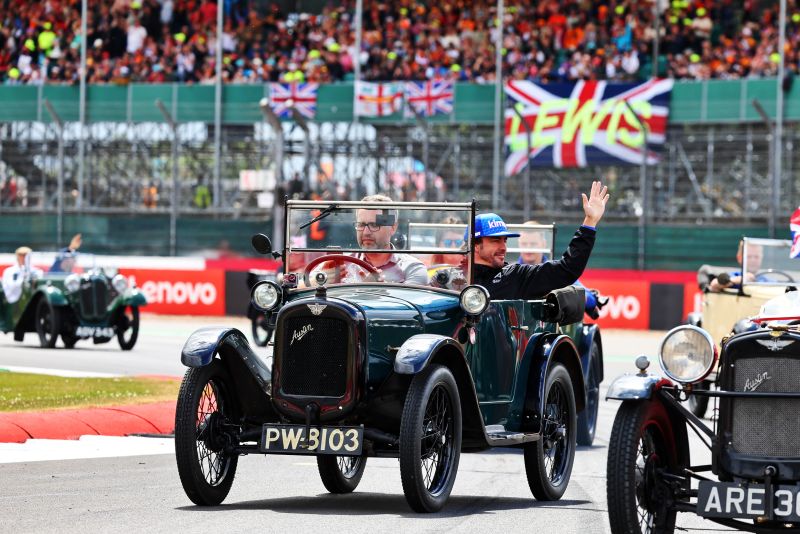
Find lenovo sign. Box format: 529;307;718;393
581;279;650;329
119;269;226;316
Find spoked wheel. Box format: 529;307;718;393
525;363;577;500
116;305;139;351
175;360;240;506
399;364;462;513
686;380;710;419
317;455;367;493
577;342;601;446
607;399;681;534
35;298;60;348
251;312;272;347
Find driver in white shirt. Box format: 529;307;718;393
2;246;42;304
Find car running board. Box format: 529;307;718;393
485;425;540;446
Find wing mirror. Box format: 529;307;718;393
251;234;282;259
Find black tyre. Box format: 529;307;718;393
175;360;239;506
524;363;577;500
35;298;60;348
251;312;272;347
116;305;139;351
61;332;78;349
607;399;680;534
686;380;709;419
577;342;601;446
317;455;367;493
399;364;462;513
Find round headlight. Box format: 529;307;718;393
252;281;281;311
658;325;717;384
64;274;80;293
459;285;490;315
112;274;128;293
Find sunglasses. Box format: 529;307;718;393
442;238;465;248
354;222;384;231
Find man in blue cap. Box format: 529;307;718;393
471;181;609;300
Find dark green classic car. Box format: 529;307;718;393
175;200;603;512
0;255;146;350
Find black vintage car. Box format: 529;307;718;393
606;319;800;533
175;200;603;512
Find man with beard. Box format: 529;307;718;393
471;181;609;300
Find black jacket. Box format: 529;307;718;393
473;226;596;300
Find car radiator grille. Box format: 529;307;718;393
79;281;108;320
281;316;348;397
730;357;800;457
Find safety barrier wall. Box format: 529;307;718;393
0;78;796;125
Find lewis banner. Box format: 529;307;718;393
504;79;673;173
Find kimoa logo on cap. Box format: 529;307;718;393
487;220;505;230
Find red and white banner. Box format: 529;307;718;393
581;279;650;329
120;269;226;316
355;81;404;117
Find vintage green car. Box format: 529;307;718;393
0;254;147;350
175;200;603;512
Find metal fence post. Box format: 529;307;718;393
156;99;178;256
260;98;285;250
511;104;532;221
43;99;64;248
624;101;648;270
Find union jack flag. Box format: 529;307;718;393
405;80;454;118
790;207;800;258
504;79;673;174
269;83;319;119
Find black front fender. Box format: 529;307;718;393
394;334;487;451
523;333;586;432
181;326;271;395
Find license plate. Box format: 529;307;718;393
260;424;363;455
75;326;115;338
698;481;800;521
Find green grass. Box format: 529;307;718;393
0;372;180;412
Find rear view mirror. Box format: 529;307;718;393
251;234;273;255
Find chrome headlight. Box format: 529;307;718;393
459;285;490;315
64;274;80;293
658;325;717;384
112;274;128;293
252;281;281;311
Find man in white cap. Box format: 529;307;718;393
2;246;42;304
471;181;609;300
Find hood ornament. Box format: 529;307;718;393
307;303;327;316
756;338;794;352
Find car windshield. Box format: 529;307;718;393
742;238;800;287
284;200;473;289
504;223;556;265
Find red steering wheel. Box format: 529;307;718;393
303;254;381;286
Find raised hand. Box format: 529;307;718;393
582;181;610;227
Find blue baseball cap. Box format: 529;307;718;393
471;213;520;239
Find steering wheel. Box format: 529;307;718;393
303;254;381;286
755;269;796;283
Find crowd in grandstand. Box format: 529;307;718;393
0;0;797;85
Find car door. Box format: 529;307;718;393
467;300;526;424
